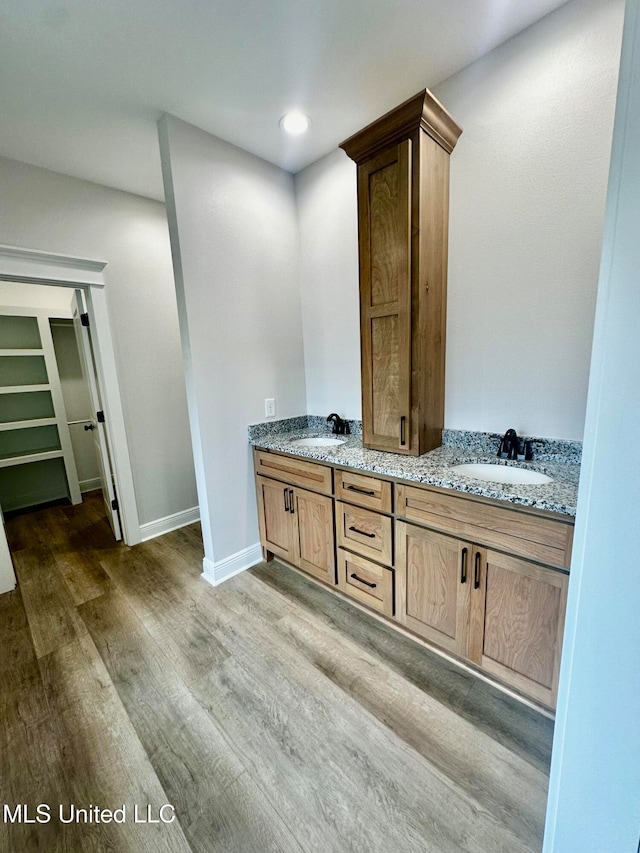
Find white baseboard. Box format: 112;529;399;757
80;477;102;493
201;542;263;586
139;506;200;542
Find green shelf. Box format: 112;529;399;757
0;424;61;460
0;390;55;423
0;315;42;349
0;355;49;387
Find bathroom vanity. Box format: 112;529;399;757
251;421;579;711
247;89;581;712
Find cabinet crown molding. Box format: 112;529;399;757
339;89;463;163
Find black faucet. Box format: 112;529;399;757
497;428;533;460
497;428;519;460
326;413;350;435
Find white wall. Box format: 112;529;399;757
544;0;640;847
438;0;624;440
158;115;307;578
295;0;624;441
0;157;197;525
295;150;361;420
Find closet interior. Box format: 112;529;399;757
0;283;100;513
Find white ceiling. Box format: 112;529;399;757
0;0;571;202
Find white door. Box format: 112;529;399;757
71;291;122;540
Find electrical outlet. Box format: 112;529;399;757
265;398;276;418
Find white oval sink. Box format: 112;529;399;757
291;437;347;448
451;463;552;485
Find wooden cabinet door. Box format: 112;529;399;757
469;549;569;708
358;140;413;454
396;521;471;657
255;476;295;563
291;486;336;585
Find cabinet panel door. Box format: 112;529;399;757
470;549;568;708
358;141;413;453
256;476;295;562
292;487;336;585
396;521;471;656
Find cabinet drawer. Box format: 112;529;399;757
336;501;393;566
396;483;573;569
254;449;333;495
337;549;394;616
335;469;392;512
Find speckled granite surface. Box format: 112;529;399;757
249;416;362;440
249;420;581;516
442;429;582;463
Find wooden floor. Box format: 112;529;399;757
0;493;554;852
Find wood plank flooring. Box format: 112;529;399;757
0;493;554;852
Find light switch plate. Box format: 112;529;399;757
265;398;276;417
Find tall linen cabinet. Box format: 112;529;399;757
340;90;462;455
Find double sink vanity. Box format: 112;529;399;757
249;89;580;713
251;418;579;711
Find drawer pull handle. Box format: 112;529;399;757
346;485;375;496
350;573;377;589
289;489;295;514
474;551;481;589
460;547;468;584
348;526;375;538
283;488;289;513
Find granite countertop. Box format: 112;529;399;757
249;418;581;517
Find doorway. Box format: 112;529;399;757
0;281;121;533
0;244;141;594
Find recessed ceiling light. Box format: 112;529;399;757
280;111;311;135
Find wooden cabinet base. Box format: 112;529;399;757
254;448;572;713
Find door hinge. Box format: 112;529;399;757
80;312;90;327
97;411;105;423
111;498;119;511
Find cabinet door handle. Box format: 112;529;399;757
350;573;377;589
400;416;406;446
345;485;375;496
460;547;468;584
289;489;295;514
283;488;289;513
348;525;375;538
474;551;481;589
